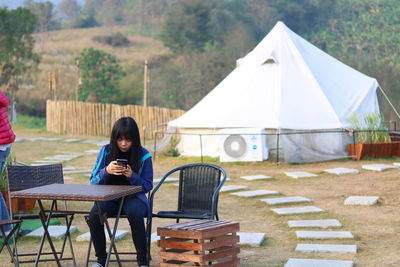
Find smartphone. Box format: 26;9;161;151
116;158;128;167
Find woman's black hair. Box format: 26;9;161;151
109;117;141;173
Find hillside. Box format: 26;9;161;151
18;25;170;115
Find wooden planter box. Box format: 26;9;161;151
157;220;240;267
1;191;36;212
347;141;400;160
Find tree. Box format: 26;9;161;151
59;0;81;23
160;0;213;53
75;48;125;103
0;7;40;94
24;0;55;32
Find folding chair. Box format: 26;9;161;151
6;164;76;266
0;219;21;267
147;163;227;258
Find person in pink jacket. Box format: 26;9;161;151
0;91;16;229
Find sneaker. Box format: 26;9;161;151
91;264;104;267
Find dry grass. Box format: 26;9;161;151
21;25;170;102
1;127;400;266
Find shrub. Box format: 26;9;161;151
92;32;131;47
163;139;180;157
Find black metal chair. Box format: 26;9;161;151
6;164;76;266
0;219;21;267
146;163;227;258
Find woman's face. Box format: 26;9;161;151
117;137;133;152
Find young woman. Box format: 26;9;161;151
88;117;153;267
0;91;15;231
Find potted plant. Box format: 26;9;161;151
0;154;36;212
347;113;399;160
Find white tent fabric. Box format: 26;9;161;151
169;21;379;130
167;21;380;162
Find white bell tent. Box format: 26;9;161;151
168;21;380;162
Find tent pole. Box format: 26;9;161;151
199;134;203;163
276;131;280;164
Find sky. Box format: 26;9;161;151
0;0;85;9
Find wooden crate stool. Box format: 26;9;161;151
157;220;240;266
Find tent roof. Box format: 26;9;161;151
169;21;379;130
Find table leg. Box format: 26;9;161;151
95;199;124;267
36;200;61;267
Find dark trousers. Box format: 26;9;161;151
88;196;148;264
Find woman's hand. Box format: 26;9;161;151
123;164;133;179
106;161;126;176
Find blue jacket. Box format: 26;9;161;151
90;144;153;215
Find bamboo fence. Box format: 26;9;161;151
46;100;185;139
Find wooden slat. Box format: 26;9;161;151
203;246;240;261
159;251;202;263
46;100;185;138
159;258;240;267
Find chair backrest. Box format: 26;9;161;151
6;164;64;191
176;163;226;216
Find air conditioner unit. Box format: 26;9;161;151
219;128;268;162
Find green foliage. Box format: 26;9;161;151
160;0;213;53
14;114;46;129
348;112;391;143
163;139;181;157
269;0;336;35
92;32;131;47
113;64;143;105
0;153;15;191
0;7;40;93
311;0;399;67
75;47;125;102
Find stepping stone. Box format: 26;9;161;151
45;137;63;141
27;226;77;240
80;140;100;144
231;190;279;198
324;168;359;175
63;170;92;174
85;149;100;154
344;196;380;206
394;162;400;167
76;229;128;242
93;141;109;146
153;177;179;184
34;160;63;164
63;138;82;142
285;171;318;179
362;164;399;171
151;232;160;242
295;231;353;239
285;258;354;267
295;244;357;254
52;154;81;159
62;166;76;171
220;185;249;192
288;219;342;228
238;232;266;246
271;206;324;215
25;137;49;141
261;196;311;206
240;175;273;181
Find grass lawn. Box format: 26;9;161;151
1;126;399;266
